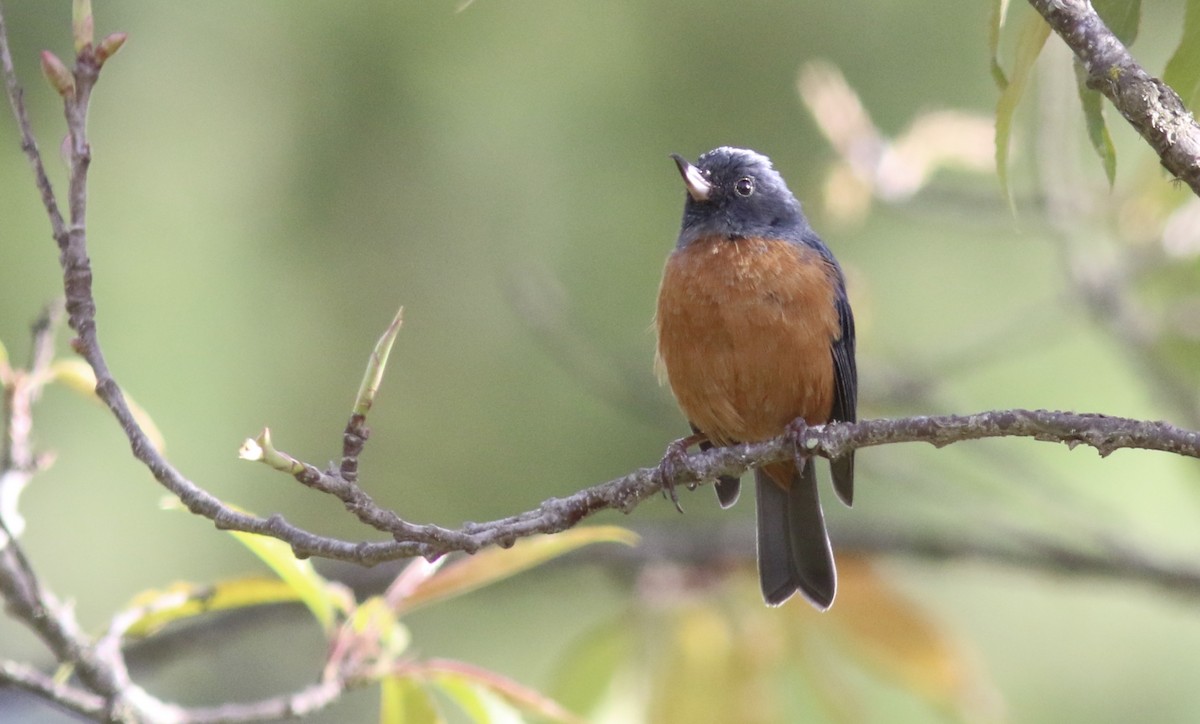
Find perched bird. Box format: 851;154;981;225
654;147;857;609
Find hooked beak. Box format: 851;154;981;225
670;153;712;202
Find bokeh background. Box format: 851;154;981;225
4;1;1200;722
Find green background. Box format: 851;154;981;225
3;1;1200;721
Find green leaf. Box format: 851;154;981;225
119;578;304;639
354;307;404;417
1075;61;1118;186
550;618;633;717
429;660;583;724
391;526;638;615
1092;0;1140;45
381;676;444;724
228;523;345;631
994;10;1051;208
988;0;1011;89
1164;0;1200;111
433;676;518;724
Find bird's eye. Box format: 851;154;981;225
734;177;755;197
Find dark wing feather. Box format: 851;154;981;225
828;285;857;507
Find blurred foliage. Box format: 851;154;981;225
5;0;1200;722
552;558;998;723
111;517;630;723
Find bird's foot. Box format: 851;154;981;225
655;433;706;513
784;417;815;470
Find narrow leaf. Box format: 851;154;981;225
431;676;512;724
1075;61;1118;186
429;659;584;724
994;10;1051;208
391;526;638;615
227;524;344;631
1164;0;1200;111
119;578;302;639
381;676;444;724
355;307;403;416
988;0;1011;89
550;619;633;717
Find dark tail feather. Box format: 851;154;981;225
831;452;854;507
754;462;836;609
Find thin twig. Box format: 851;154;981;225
0;8;67;235
0;659;108;719
170;682;346;724
0;518;133;721
223;408;1200;566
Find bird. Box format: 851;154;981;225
654;146;857;610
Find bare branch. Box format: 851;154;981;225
0;519;134;720
1;303;62;539
0;659;108;719
219;408;1200;566
1029;0;1200;195
170;682;346;724
0;8;68;237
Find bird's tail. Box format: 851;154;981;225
754;461;836;609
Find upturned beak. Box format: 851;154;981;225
671;153;712;202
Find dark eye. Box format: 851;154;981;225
734;177;755;197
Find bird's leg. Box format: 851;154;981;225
655;432;707;513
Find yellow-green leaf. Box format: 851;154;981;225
49;358;167;453
392;526;638;615
1075;61;1118;186
649;603;747;724
1164;0;1200;111
381;676;444;724
355;307;404;417
429;660;583;724
550;618;633;717
119;578;302;639
988;0;1010;89
228;526;343;631
430;675;502;723
994;10;1050;208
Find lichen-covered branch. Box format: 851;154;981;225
223;408;1200;566
1028;0;1200;195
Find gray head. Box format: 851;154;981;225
671;146;811;247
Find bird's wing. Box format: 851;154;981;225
828;286;857;506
